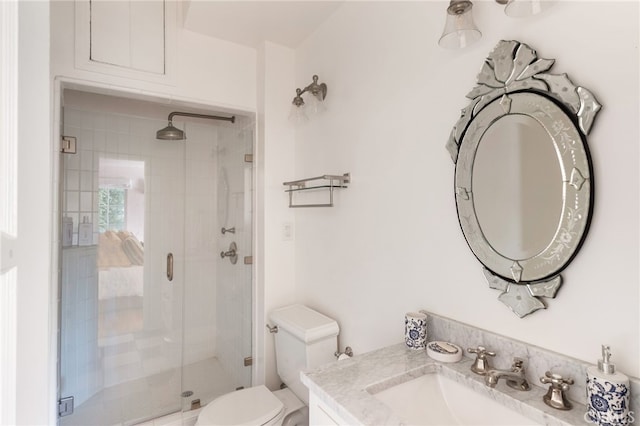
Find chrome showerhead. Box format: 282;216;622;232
155;112;235;140
156;121;185;140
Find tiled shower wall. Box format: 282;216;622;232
61;112;101;246
60;245;100;407
182;122;220;366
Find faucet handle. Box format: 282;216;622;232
540;371;574;410
468;346;496;356
467;346;496;375
540;371;574;388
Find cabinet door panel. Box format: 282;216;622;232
90;0;130;67
309;394;341;426
89;0;165;74
130;1;165;73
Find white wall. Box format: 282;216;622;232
0;2;19;423
15;2;54;424
256;42;297;390
292;1;640;377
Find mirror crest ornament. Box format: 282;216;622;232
446;40;601;318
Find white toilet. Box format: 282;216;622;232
195;304;339;426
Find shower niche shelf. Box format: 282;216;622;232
283;173;350;208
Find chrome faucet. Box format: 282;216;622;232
485;357;530;391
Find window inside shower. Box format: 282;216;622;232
58;89;253;425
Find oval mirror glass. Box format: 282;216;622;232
473;115;563;260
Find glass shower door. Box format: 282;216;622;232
214;124;253;391
180;120;253;408
59;104;186;425
59;90;254;425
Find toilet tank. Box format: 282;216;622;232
269;304;339;404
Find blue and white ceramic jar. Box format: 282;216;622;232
404;312;427;350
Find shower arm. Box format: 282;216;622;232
167;111;236;124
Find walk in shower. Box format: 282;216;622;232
58;89;253;425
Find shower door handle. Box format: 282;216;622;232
167;253;174;281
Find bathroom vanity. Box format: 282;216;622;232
301;312;640;425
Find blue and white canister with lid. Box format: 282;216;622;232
586;345;631;425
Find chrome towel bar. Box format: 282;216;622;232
283;173;350;208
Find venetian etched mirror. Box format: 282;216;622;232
446;40;601;317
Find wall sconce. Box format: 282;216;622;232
439;0;554;49
289;75;328;123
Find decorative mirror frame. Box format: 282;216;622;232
446;40;601;318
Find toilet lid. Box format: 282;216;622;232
198;385;285;426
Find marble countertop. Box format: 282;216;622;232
301;343;589;426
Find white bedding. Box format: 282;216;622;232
98;265;144;300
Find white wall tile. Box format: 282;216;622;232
79;171;92;191
80;150;93;171
79;191;93;212
117;133;131;154
65;169;79;191
79;129;93;151
64;150;80;170
93;129;106;151
65;190;79;212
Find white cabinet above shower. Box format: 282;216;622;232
74;0;171;80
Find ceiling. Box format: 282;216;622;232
183;1;344;49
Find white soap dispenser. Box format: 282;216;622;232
78;215;93;246
586;345;631;425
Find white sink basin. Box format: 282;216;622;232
371;373;539;425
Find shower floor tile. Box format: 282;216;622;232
60;357;235;426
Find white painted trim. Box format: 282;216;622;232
0;0;18;423
0;269;17;426
56;75;257;116
0;0;17;239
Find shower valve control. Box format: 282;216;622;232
220;242;238;264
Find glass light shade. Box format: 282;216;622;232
288;103;308;124
504;0;553;17
306;92;327;115
439;2;482;49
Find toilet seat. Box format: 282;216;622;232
195;385;285;426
